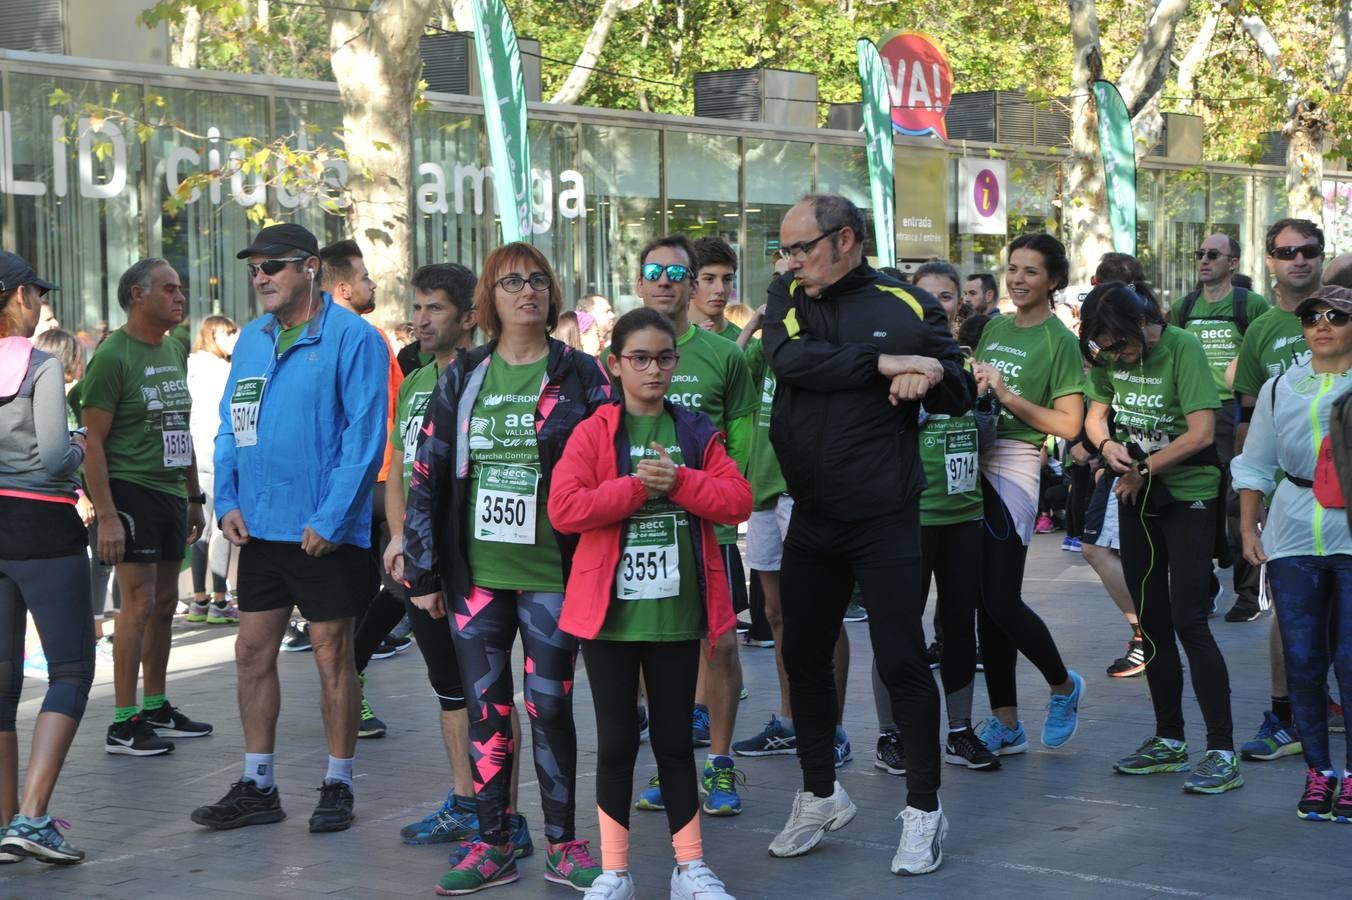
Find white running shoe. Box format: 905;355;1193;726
670;860;734;899
584;871;636;900
766;781;857;858
890;804;948;875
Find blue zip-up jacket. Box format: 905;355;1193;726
214;294;388;547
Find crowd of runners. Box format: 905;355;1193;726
0;193;1349;899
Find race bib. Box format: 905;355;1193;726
617;514;680;600
1125;423;1171;454
402;392;432;464
161;411;193;468
943;428;978;495
230;377;266;448
474;463;539;544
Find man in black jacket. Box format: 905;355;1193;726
762;193;972;876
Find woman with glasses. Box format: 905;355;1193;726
1233;285;1352;821
1081;281;1240;794
404;242;611;896
970;234;1085;758
551;308;748;900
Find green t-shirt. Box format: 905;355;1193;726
1232;307;1310;398
598;412;703;641
80;329;192;497
276;320;310;357
711;321;743;342
743;339;787;510
918;410;983;526
1085;326;1221;501
390;360;440;498
1168;288;1270;399
975;314;1084;446
466;354;563;592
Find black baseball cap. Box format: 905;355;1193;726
0;251;58;294
236;223;321;260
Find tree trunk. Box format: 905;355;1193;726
1175;8;1220;114
172;6;202;69
1285;111;1325;224
448;0;473;32
548;0;643;105
327;0;436;330
1064;0;1112;283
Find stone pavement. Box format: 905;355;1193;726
2;534;1345;899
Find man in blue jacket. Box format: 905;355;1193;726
189;223;389;835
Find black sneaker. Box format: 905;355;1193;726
309;781;355;833
875;729;906;775
843;602;869;622
358;695;387;739
190;780;286;830
281;621;312;652
106;715;174;756
924;641;942;670
1224;597;1261;623
1106;638;1146;677
370;635;412;660
142;703;213;737
944;727;1002;770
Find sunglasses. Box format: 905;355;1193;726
1087;338;1129;359
777;225;844;262
1299;309;1351;328
1193;249;1234;261
641;263;691;283
247;257;305;278
1269;243;1324;262
496;273;552;293
620;351;680;372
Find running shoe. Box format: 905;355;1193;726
106;715;174;756
637;704;649;743
701;757;744;815
843;601;868;622
834;725;852;768
1183;750;1243;794
309;781;355;833
371;635;413;659
670;860;734;900
185;601;209;622
1334;775;1352;823
446;813;534;866
875;729;906;775
401;791;478;844
206;601;240;624
544;838;602;890
582;871;635;900
1106;638;1146;678
436;841;518;895
1061;536;1082;552
975;716;1028;756
1112;737;1190;774
0;815;83;864
1034;513;1054;534
1223;597;1261;622
767;782;856;858
1042;670;1084;749
924;641;942;670
691;704;711;747
1330;700;1345;734
22;650;47;680
357;673;386;739
890;805;947;875
1298;768;1337;821
944;727;1001;770
142;703;212;738
733;714;796;756
739;684;750;701
1239;710;1302;761
0;844;19;864
635;774;664;811
743;635;774;648
190;779;286;829
281;620;312;651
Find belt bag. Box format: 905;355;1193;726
1285;437;1346;509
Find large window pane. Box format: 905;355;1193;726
817;142;876;259
412;109;488;282
529;119;582;307
745;138;810;310
580;125;660;314
1160;168;1208;310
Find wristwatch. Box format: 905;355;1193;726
187;493;207;504
1134;461;1150;478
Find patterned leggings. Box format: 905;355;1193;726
451;586;578;845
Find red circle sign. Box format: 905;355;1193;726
880;31;952;139
973;169;1000;217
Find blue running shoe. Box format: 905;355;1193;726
1239;710;1302;761
445;812;533;866
701;757;744;816
834;726;853;768
0;815;83;864
636;774;665;811
733;715;796;757
975;716;1028;756
1042;670;1084;749
692;704;711;747
399;790;478;844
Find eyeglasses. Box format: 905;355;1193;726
1087;338;1129;359
641;263;691;283
777;226;844;261
247;257;305;278
620;351;680;371
1269;243;1324;262
1193;249;1235;261
1299;308;1351;328
496;273;552;293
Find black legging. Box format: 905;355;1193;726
354;587;465;711
978;477;1070;710
922;520;982;729
0;555;95;729
1118;493;1234;750
582;639;700;838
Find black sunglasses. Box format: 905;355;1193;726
777;226;844;261
1193;249;1234;261
1299;309;1351;328
1269;243;1324;262
247;257;306;278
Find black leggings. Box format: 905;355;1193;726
979;477;1070;710
0;555;95;730
1118;494;1233;749
354;587;465;711
583;639;700;837
922;520;982;728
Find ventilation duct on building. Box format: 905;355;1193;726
945;90;1070;149
693;69;818;129
420;32;541;101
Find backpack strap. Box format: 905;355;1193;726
1176;289;1201;329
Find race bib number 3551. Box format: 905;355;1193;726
617;514;680;600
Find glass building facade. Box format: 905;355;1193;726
2;48;1348;347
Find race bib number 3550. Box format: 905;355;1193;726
475;463;539;544
617;514;680;600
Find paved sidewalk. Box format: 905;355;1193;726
2;535;1344;898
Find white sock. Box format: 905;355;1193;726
1160;738;1184;750
244;753;275;789
1215;749;1236;761
325;755;354;786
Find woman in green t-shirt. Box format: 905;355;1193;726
1080;281;1240;795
